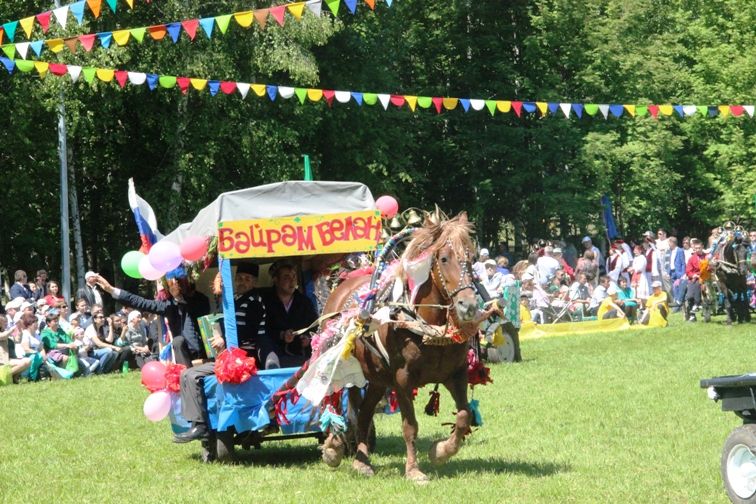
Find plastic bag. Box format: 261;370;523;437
0;364;12;386
65;350;79;374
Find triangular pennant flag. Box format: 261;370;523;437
351;91;363;105
1;45;16;59
334;90;350;103
64;38;78;53
49;63;68;76
496;101;511;113
159;76;177;89
0;56;15;73
216;14;232;34
322;89;335;106
79;34;96;51
287;3;306;19
270;6;286;26
307;0;323;17
146;73;158;90
233;12;254;28
405;96;418;111
295;88;307;104
386;0;393;6
36;12;52;33
96;68;114;82
431;97;443;113
673;105;684;118
208;80;220;96
278;86;295;99
469;99;485;111
584;104;598;116
29;40;44;56
547;102;559;114
744;105;754;118
148;25;167;41
267;85;278;101
375;93;389;109
115;70;128;88
19;17;35;39
46;39;65;53
254;9;269;28
325;0;340;15
177;77;190;94
98;32;112;48
572;104;583;118
87;0;102;19
130;27;146;43
718;105;730;118
112;30;131;46
635;105;648;117
15;59;35;72
68;65;82;82
511;101;522;117
190;78;207;91
609;104;624;118
362;93;378;105
648;105;659;118
364;0;376;9
251;84;266;97
682;105;697;116
416;96;432;109
658;105;673;116
15;42;30;59
443;98;458;111
127;72;146;85
345;0;358;14
70;1;86;24
308;88;324;102
237;82;250;99
707;106;718;117
598;104;609;119
199;18;215;39
166;23;181;43
624;104;636;117
182;19;200;39
536;102;547;116
522;102;536;114
2;21;18;42
125;0;134;8
459;98;470;112
485;100;496;116
559;103;571;118
730;105;745;117
80;67;95;83
105;0;118;13
52;6;69;29
34;61;49;77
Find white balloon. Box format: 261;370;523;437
139;255;164;281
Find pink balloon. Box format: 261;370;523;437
376;195;399;219
148;240;183;273
180;236;208;262
138;255;164;281
143;391;172;422
141;360;167;392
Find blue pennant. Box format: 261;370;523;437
673;105;684;117
146;74;158;90
386;0;393;6
70;1;86;24
344;0;357;13
266;85;278;101
351;92;363;106
166;23;182;43
708;106;718;117
522;102;536;113
2;21;18;41
460;99;470;112
0;57;15;74
30;41;44;57
208;80;220;96
572;104;583;118
609;104;624;118
98;32;113;49
548;102;559;114
199;18;215;39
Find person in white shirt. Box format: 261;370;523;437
588;275;611;315
472;248;490;281
606;245;625;286
581;236;603;273
481;260;505;299
536;246;561;286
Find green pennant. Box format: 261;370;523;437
697;105;708;116
362;93;377;105
1;45;16;59
485;100;497;116
295;88;307;104
584;104;599;116
216;14;232;34
159;75;177;88
416;96;432;109
83;67;97;84
15;60;35;72
105;0;118;13
635;105;648;117
130;27;146;43
325;0;340;15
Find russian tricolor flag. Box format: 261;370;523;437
128;178;163;253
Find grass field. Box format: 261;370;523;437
1;315;753;503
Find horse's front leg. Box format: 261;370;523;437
350;384;383;477
394;378;429;483
429;368;471;465
723;287;733;325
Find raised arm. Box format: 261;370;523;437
95;274;168;314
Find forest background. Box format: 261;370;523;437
1;0;755;293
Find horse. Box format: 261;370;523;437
318;212;497;483
710;234;751;324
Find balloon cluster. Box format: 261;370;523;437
141;361;186;422
121;236;208;281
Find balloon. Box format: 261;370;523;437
143;391;172;422
376;195;399;219
180;236;208;262
148;240;183;273
138;255;164;281
141;360;167;392
121;251;144;279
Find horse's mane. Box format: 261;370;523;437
400;211;475;271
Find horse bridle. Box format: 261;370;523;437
432;239;476;303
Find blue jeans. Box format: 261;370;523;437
93;348;116;374
672;277;687;305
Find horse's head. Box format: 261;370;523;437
403;211;478;322
732;239;750;276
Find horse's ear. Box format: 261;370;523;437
458;211;469;224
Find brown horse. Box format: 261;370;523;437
319;212;496;483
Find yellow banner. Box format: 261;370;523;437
218;210;382;259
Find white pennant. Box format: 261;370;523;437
52;6;69;29
377;94;390;110
744;105;754;118
334;90;351;103
15;42;29;60
67;65;82;82
127;72;146;85
278;86;294;99
559;102;571;118
469;99;485;111
598;104;609;119
306;0;322;17
236;82;250;99
682;105;697;116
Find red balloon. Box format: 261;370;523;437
180;236;208;262
376;195;399;219
141;361;167;392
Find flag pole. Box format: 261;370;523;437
55;0;71;303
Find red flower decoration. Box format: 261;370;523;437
214;347;257;384
467;349;493;387
164;363;186;393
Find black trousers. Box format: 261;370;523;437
685;279;702;308
180;362;216;425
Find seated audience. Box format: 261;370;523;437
615;277;639;322
597;285;626;320
640;281;669;327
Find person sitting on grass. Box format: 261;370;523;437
0;314;31;381
124;311;154;369
597;285;626;320
640;281;669;327
40;311;78;372
615;277;639;322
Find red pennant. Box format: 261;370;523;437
364;0;376;9
648;105;659;118
49;63;68;76
36;11;52;33
115;70;128;88
730;105;745;117
432;97;443;114
220;81;237;95
512;101;523;117
390;95;405;108
177;77;190;94
323;89;335;106
270;5;286;26
182;19;199;40
79;34;96;52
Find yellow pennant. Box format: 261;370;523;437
234;11;254;28
536;102;548;115
190;78;207;91
112;30;131;46
19;16;35;38
96;68;115;82
307;88;323;102
251;84;266;97
624;104;636;117
35;61;49;76
404;96;418;112
497;101;512;113
287;3;306;19
46;39;65;53
125;0;134;7
442;98;458;111
718;105;730;117
659;104;673;116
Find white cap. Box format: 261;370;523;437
5;297;25;311
484;259;497;267
85;271;97;280
553;247;562;254
651;280;662;288
582;236;592;243
480;248;489;256
127;310;142;324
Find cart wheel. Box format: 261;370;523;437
216;430;236;464
721;424;756;503
499;323;522;363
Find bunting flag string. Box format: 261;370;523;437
0;0;391;58
0;0;152;44
0;56;752;120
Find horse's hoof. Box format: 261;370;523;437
352;459;375;477
406;468;430;484
428;440;451;465
322;446;344;468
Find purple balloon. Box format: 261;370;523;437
148;240;183;273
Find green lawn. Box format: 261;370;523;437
1;315;753;503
